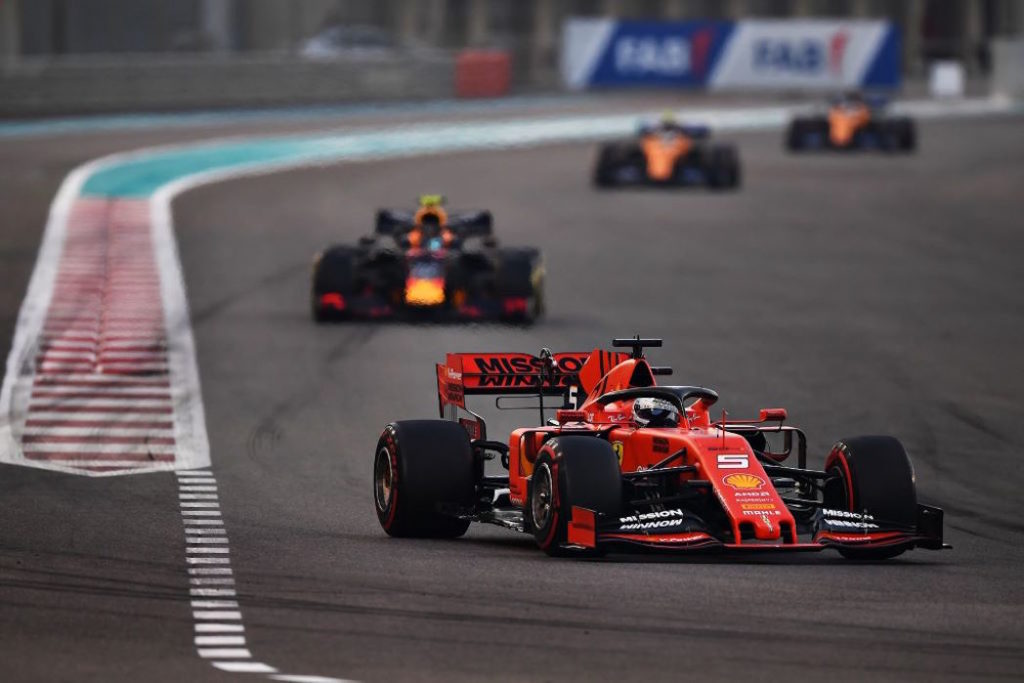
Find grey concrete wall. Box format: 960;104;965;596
0;55;455;116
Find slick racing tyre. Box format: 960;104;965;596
593;143;642;187
786;117;828;151
311;245;358;322
496;248;544;324
823;435;918;560
890;117;916;152
592;144;617;187
374;421;475;538
708;145;741;190
529;436;622;557
786;119;809;151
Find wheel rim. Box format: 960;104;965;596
374;447;394;512
532;463;554;530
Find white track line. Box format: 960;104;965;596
174;470;355;682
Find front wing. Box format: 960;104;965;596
315;290;533;321
567;504;947;554
600;162;710;187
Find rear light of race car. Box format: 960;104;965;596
320;293;346;310
503;297;529;315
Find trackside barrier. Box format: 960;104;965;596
991;39;1024;99
456;50;511;98
0;55;456;117
561;18;901;91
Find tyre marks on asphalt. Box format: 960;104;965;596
1;165;209;475
18;198;177;473
177;469;353;682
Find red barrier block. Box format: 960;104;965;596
455;50;511;98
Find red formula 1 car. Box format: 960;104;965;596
373;337;946;559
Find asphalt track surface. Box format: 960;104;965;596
2;112;1024;682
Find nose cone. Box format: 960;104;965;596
744;511;783;540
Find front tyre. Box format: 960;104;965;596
823;435;917;560
529;436;622;557
374;420;474;538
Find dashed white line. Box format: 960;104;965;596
195;623;244;632
199;648;253;659
196;635;247;646
175;470;351;682
217;663;279;674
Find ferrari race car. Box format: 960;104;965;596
312;195;544;323
787;93;916;152
373;337;946;559
593;119;741;190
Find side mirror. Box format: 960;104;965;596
758;408;787;422
482;236;498;248
358;235;376;247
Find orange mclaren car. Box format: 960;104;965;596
594;119;741;190
787;92;916;152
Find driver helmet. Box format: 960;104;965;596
632;397;680;428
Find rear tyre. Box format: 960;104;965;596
496;248;544;324
786;120;804;151
788;117;829;151
374;420;475;538
786;118;817;151
529;436;622;557
823;435;917;560
894;117;916;152
592;144;618;187
593;142;639;187
708;144;741;190
312;246;358;323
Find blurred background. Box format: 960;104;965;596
0;1;1022;115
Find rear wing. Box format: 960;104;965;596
437;351;587;415
435;346;633;439
375;209;492;237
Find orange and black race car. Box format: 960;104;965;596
311;195;544;323
787;93;915;152
373;337;946;559
593;118;740;190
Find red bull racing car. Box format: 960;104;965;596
787;93;916;152
593;117;741;190
312;195;544;323
373;337;946;559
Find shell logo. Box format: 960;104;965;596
723;473;766;490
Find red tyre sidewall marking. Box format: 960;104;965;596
827;446;856;510
381;428;400;530
537;450;561;550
